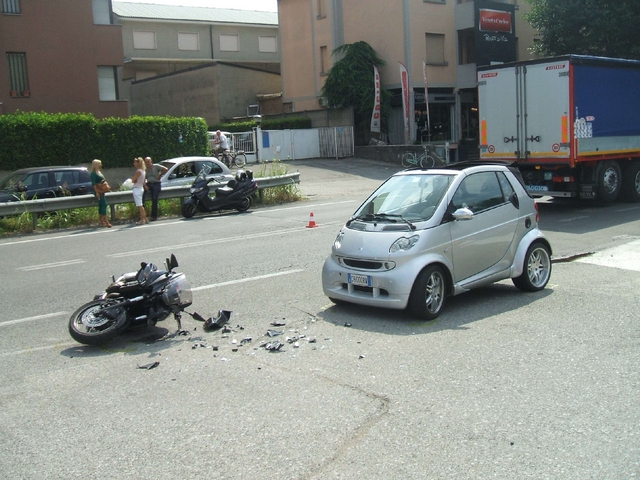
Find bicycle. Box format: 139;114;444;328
217;150;247;168
401;147;438;169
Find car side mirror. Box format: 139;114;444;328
169;173;176;180
509;192;520;208
452;207;474;221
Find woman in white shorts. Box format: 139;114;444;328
131;157;147;224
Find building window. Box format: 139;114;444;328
320;46;328;74
317;0;326;18
1;0;21;14
178;32;199;51
425;33;446;65
458;29;476;65
219;34;239;52
92;0;112;25
7;52;29;97
258;36;277;53
133;30;157;50
97;66;118;101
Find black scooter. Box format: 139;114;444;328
181;165;258;218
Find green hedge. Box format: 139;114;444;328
0;112;210;171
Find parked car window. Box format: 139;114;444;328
54;170;78;187
195;161;223;175
452;172;505;213
497;172;515;200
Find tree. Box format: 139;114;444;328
320;41;392;144
525;0;640;60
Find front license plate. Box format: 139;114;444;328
348;273;371;287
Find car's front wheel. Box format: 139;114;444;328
512;242;552;292
409;265;447;320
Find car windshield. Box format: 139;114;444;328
354;174;453;222
0;172;25;191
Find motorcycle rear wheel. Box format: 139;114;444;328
68;299;127;346
236;197;251;212
234;153;247;168
182;202;198;218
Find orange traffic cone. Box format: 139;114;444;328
306;212;317;228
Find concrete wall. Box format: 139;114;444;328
129;62;281;126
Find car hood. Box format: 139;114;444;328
0;190;20;202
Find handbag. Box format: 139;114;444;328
95;181;111;194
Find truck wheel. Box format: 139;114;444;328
597;161;622;202
622;162;640;202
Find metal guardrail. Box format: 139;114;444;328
0;172;300;228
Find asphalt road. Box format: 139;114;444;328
0;158;638;479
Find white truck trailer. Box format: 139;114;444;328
477;55;640;202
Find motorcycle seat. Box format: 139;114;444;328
215;186;234;196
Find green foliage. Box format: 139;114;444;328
212;116;311;132
0;113;210;171
253;159;302;205
320;41;392;139
525;0;640;60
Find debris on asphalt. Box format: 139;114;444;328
264;341;284;351
137;361;160;370
344;322;352;327
270;321;286;327
267;329;284;337
241;337;252;344
203;310;232;331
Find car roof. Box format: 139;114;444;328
8;166;89;174
397;161;515;176
161;156;220;163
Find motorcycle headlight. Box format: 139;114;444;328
390;235;419;253
333;231;344;250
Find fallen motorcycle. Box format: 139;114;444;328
181;165;258;218
68;254;193;346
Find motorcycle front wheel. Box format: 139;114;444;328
236;197;251;212
68;299;127;346
182;201;198;218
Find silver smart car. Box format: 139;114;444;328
322;163;552;319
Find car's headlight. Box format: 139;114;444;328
333;231;344;250
390;235;419;253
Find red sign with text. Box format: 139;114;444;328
479;9;512;33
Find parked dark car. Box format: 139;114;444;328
0;166;93;203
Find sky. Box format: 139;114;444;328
118;0;278;12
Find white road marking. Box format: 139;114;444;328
0;342;78;358
192;269;305;291
108;222;342;258
558;215;589;223
0;311;69;328
576;239;640;272
18;259;85;271
0;200;355;247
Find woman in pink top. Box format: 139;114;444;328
132;157;147;225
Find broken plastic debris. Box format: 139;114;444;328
344;322;352;327
137;361;159;370
267;329;284;337
270;321;286;327
191;311;206;322
241;337;252;344
264;341;284;351
203;310;232;331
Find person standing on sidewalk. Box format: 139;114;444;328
144;156;168;221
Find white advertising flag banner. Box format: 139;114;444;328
423;60;431;133
399;62;410;144
370;65;381;133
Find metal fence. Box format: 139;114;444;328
0;172;300;229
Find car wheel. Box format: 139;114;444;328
409;265;447;320
597;161;622;202
512;242;552;292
